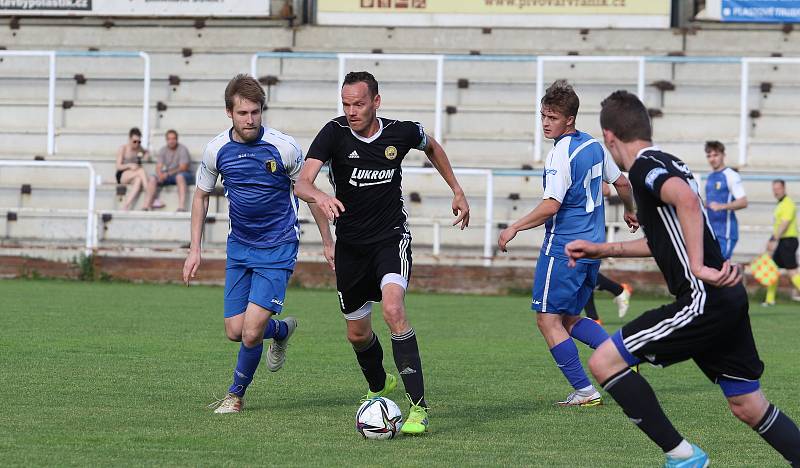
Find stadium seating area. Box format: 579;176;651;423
1;18;799;262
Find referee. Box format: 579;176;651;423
294;71;470;435
764;179;800;305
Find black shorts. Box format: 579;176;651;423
773;237;799;269
335;234;412;318
615;284;764;384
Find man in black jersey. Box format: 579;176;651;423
564;90;800;467
294;71;470;435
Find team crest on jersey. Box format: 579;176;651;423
266;160;277;173
385;146;398;160
715;182;721;190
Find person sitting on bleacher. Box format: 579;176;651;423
115;127;157;211
147;129;194;211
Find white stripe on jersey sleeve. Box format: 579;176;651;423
723;167;746;200
264;127;304;182
196;130;229;193
542;137;572;203
602;146;623;184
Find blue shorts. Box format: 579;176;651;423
224;238;297;318
717;237;737;260
532;254;599;315
159;171;195;186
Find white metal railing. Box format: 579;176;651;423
534;56;646;164
0;50;151;153
252;52;780;167
0;51;56;154
403;167;493;266
2;165;799;261
0;160;98;255
336;54;445;143
251;52;445;143
738;57;800;169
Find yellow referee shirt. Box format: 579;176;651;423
774;196;798;239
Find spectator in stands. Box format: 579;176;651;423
115;127;156;210
704;141;747;259
764;179;800;305
147;129;194;211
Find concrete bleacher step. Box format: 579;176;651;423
0;184;198;211
0;20;293;53
685;29;800;56
292;26;684;55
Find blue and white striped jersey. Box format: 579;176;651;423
196;126;303;248
541;130;622;262
704;167;745;241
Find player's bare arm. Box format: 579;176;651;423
307;200;335;270
422;134;470;229
183;187;211;285
565;237;652;267
498;198;561;252
709;196;748;212
767;219;790;252
612;174;639;232
660;177;741;288
294;158;346;221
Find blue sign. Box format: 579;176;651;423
722;0;800;22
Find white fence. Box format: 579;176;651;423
0;50;151;153
0;160;99;255
251;51;786;167
3;163;799;262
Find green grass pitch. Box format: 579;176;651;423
1;279;798;467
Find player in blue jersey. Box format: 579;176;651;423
182;75;333;414
498;80;638;406
704;141;747;259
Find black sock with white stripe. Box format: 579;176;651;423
601;368;684;453
353;333;387;393
391;328;427;408
754;404;800;466
584;292;599;320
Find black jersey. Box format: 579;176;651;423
307;116;427;244
628;147;726;299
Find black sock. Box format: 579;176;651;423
584;292;599;320
597;273;624;296
391;328;427;407
754;404;800;466
601;368;683;453
353;332;387;393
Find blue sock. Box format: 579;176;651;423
550;338;592;390
570;318;610;349
228;342;263;397
263;319;288;340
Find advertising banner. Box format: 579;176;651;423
316;0;672;29
720;0;800;22
0;0;270;17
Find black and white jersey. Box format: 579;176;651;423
307;116;427;244
628;146;726;299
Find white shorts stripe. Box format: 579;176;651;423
541;256;555;313
623;205;706;351
398;234;411;280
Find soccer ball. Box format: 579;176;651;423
355;397;403;440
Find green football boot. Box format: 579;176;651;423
400;394;429;435
363;373;397;401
